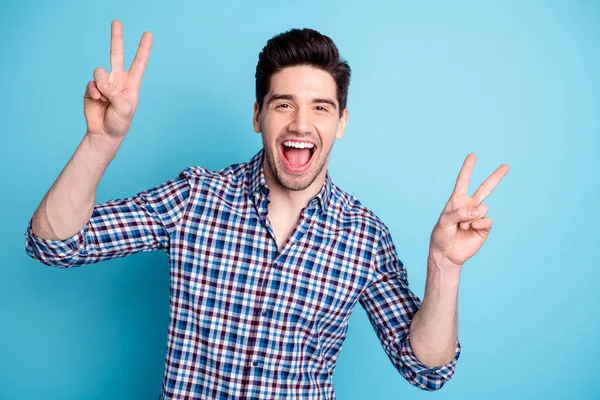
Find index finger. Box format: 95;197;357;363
110;20;124;72
452;153;476;195
472;164;510;205
129;31;153;89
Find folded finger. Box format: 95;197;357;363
84;81;98;99
460;204;488;230
93;67;109;83
471;217;493;231
92;68;110;101
95;80;132;116
93;81;109;102
439;205;481;229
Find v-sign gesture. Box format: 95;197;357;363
84;20;153;141
429;154;510;269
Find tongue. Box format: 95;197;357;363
283;147;311;167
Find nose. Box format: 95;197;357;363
288;106;312;134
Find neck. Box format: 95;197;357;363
263;158;328;212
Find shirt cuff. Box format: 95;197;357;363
397;333;461;381
24;218;86;263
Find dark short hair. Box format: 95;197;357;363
255;28;351;117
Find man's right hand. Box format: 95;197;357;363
84;20;152;142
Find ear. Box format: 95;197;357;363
253;102;261;133
335;108;349;140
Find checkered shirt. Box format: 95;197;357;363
25;149;461;399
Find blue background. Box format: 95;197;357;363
1;1;599;399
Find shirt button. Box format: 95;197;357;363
262;310;268;316
252;360;259;366
273;262;278;269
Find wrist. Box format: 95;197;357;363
427;250;462;280
82;132;122;165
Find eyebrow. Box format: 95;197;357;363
267;93;338;110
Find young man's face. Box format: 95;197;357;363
253;65;348;192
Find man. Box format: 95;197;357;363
25;20;509;399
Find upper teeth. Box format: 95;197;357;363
283;141;314;149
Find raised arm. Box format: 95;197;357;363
24;21;192;269
31;20;153;241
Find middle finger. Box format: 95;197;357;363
472;164;510;205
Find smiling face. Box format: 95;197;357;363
253;65;348;192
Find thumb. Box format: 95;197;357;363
438;206;484;229
95;80;133;117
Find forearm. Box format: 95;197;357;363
31;133;121;240
409;250;460;367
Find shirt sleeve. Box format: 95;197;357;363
24;173;191;268
358;225;461;391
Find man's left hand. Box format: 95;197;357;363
429;154;510;270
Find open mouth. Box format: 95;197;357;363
280;140;317;173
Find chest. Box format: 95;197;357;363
171;199;374;328
267;208;300;251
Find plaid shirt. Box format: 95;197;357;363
25;149;460;399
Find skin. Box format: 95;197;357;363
32;20;510;370
31;20;152;240
411;155;510;366
253;65;348;249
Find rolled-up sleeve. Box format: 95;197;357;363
358;225;461;391
25;173;191;268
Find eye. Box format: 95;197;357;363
276;103;291;109
315;105;329;112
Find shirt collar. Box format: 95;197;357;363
247;149;268;199
246;148;332;214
